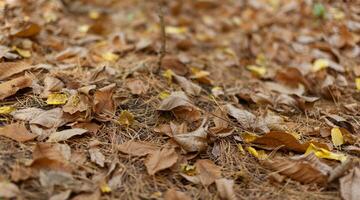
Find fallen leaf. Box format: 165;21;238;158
41;76;65;97
30;143;72;172
0;61;33;80
0;75;33;100
89;148;105;167
173;74;202;96
47;128;87;142
39;170;75;188
99;182;111;193
118;110;135;126
247;65;266;77
11;107;45;121
72;122;100;134
117;141;159;156
356;78;360;91
173;119;208;152
0;123;36;142
0;106;15;114
93;83;116;115
63;93;90;114
71;191;101;200
305;143;347;162
47;93;68;105
144;147;178;175
101;52;119;62
161;56;188;76
30;108;64;128
264;82;305;96
181;159;221;186
13;46;31;58
11;164;35;182
215;178;236;200
164;188;191;200
49;190;72;200
125;79;148;95
158;91;201;122
340;167;360;200
331;127;344;147
0;181;20;198
209;107;234;137
264;153;332;184
12;22;41;37
246;147;268;159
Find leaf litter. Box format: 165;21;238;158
0;0;359;199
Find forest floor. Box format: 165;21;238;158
0;0;359;200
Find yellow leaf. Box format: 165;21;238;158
158;91;170;100
246;65;266;77
355;78;360;91
180;164;196;176
246;147;267;159
289;132;301;140
329;7;345;20
78;24;90;33
165;26;188;35
101;52;119;62
43;11;57;23
100;183;111;193
242;132;259;143
190;68;210;79
305;143;347;162
255;54;267;66
0;106;15;114
331;127;344;147
162;69;174;82
47;93;68;105
237;144;245;155
312;59;329;72
89;10;100;19
13;46;31;58
118;110;134;126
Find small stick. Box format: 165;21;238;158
158;1;166;72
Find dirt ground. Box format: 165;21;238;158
0;0;359;200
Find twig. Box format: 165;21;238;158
157;1;166;72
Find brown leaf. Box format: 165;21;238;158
264;153;332;184
30;108;64;128
252;131;330;152
117;141;159;156
72;122;100;134
144;147;178;175
71;191;101;200
63;93;91;114
30;143;72;172
125;79;148;95
11;164;35;182
0;182;20;198
0;123;37;142
47;128;87;142
215;178;236;200
0;61;33;80
11;107;45;121
49;190;72;200
162;56;188;76
0;75;33;100
12;22;41;37
340;167;360;200
209;107;234;137
182;159;221;186
41;76;65;98
264;81;305;96
93;83;116;115
89;148;105;167
158;91;201;122
173;74;202;96
173;119;208;152
164;188;191;200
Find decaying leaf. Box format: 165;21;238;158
181;159;221;186
30;143;72;172
145;147;178;175
93;83;116;115
215;178;236;200
0;123;37;142
30;108;64;128
0;61;33;80
173;73;202;96
89;148;105;167
158;91;201;122
117;141;159;156
63;93;90;114
340;167;360;200
264;153;332;184
118;110;135;126
0;181;20;198
11;107;45;121
0;75;33;100
47;128;87;142
164;188;191;200
173;119;208;152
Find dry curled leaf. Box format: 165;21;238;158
209;107;234;137
264;153;332;184
161;56;188;76
0;75;33;100
0;61;33;80
145;147;178;175
173;73;202;96
41;76;65;98
30;108;64;129
173;119;208;152
125;79;148;95
215;178;236;200
117;141;159;156
158;91;201;122
12;22;41;37
11;107;45;121
63;93;90;114
89;148;105;167
0;123;37;142
93;83;116;115
340;167;360;200
47;128;87;142
181;159;221;186
164;188;191;200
